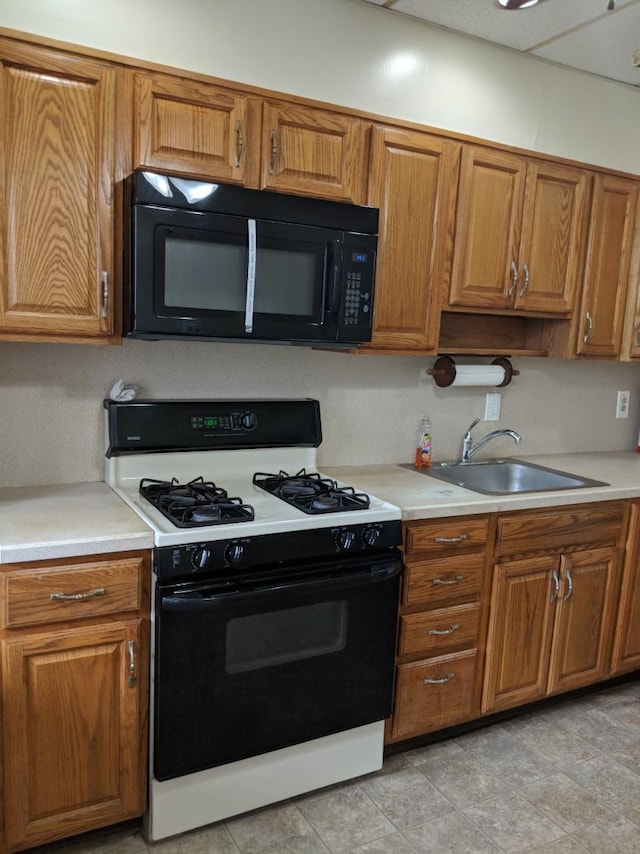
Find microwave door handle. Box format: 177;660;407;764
328;241;344;320
244;218;257;333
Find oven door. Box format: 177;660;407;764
153;554;401;781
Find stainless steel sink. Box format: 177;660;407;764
414;458;609;495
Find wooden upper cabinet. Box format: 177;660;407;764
0;39;116;341
575;173;639;358
133;72;261;186
260;101;368;203
449;145;589;316
365;125;460;351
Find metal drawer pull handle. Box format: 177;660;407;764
269;129;277;174
508;259;519;296
550;569;560;603
50;587;106;602
583;311;593;344
519;262;530;297
428;624;460;636
424;672;455;685
563;567;573;602
128;640;136;687
434;534;468;543
432;576;464;586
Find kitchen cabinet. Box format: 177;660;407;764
0;38;118;343
134;72;261;186
611;501;640;674
364;125;460;352
0;552;150;852
482;502;625;714
448;146;589;316
574;173;639;358
387;515;493;743
132;70;369;203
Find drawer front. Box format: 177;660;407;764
390;649;478;741
1;556;145;629
496;502;625;556
405;517;489;558
399;603;480;658
403;553;484;609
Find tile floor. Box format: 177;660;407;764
31;680;640;853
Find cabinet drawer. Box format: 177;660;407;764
496;502;625;556
405;517;489;558
0;556;145;629
399;603;480;658
391;649;478;741
403;554;484;609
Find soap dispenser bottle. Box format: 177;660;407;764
415;415;432;469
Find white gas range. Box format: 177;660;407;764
104;398;402;842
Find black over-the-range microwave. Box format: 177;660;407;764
124;171;379;346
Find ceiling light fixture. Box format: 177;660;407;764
498;0;540;8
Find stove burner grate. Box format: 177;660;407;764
140;476;255;528
252;469;370;515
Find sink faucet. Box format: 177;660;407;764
458;418;522;463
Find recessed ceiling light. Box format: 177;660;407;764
498;0;540;9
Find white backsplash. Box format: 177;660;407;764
0;340;638;487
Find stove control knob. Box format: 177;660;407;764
335;529;356;551
191;546;212;571
362;526;380;548
240;411;258;431
225;542;245;566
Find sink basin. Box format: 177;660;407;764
414;458;609;495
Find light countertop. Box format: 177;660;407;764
3;452;640;564
0;481;154;564
325;451;640;521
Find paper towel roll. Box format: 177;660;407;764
448;364;506;387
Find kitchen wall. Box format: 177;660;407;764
1;0;640;488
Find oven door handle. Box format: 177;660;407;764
160;559;401;612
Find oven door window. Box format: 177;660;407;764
153;558;401;781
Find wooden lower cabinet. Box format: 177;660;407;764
611;501;640;674
0;552;149;853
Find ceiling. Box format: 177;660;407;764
360;0;640;87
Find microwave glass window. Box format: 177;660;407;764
163;233;320;317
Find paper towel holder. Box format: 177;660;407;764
427;355;519;388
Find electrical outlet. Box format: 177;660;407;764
485;392;501;422
616;390;631;419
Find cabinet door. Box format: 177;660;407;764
134;72;261;186
575;173;638;357
611;502;640;674
365;125;460;351
0;39;115;340
2;619;148;850
448;146;525;309
482;556;556;714
515;160;589;314
261;102;368;203
547;549;620;694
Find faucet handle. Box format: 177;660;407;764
465;417;480;437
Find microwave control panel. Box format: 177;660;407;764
341;245;375;333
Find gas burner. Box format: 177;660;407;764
253;469;371;515
140;476;255;528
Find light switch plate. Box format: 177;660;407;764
485;392;501;421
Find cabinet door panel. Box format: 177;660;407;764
449;146;524;309
366;125;460;350
0;40;114;338
576;174;638;357
611;502;640;674
547;548;619;694
134;73;260;186
2;619;146;850
482;557;556;713
261;102;368;203
516;161;589;314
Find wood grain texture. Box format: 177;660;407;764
399;603;480;658
403;554;485;610
0;39;115;339
611;501;640;674
404;516;489;557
